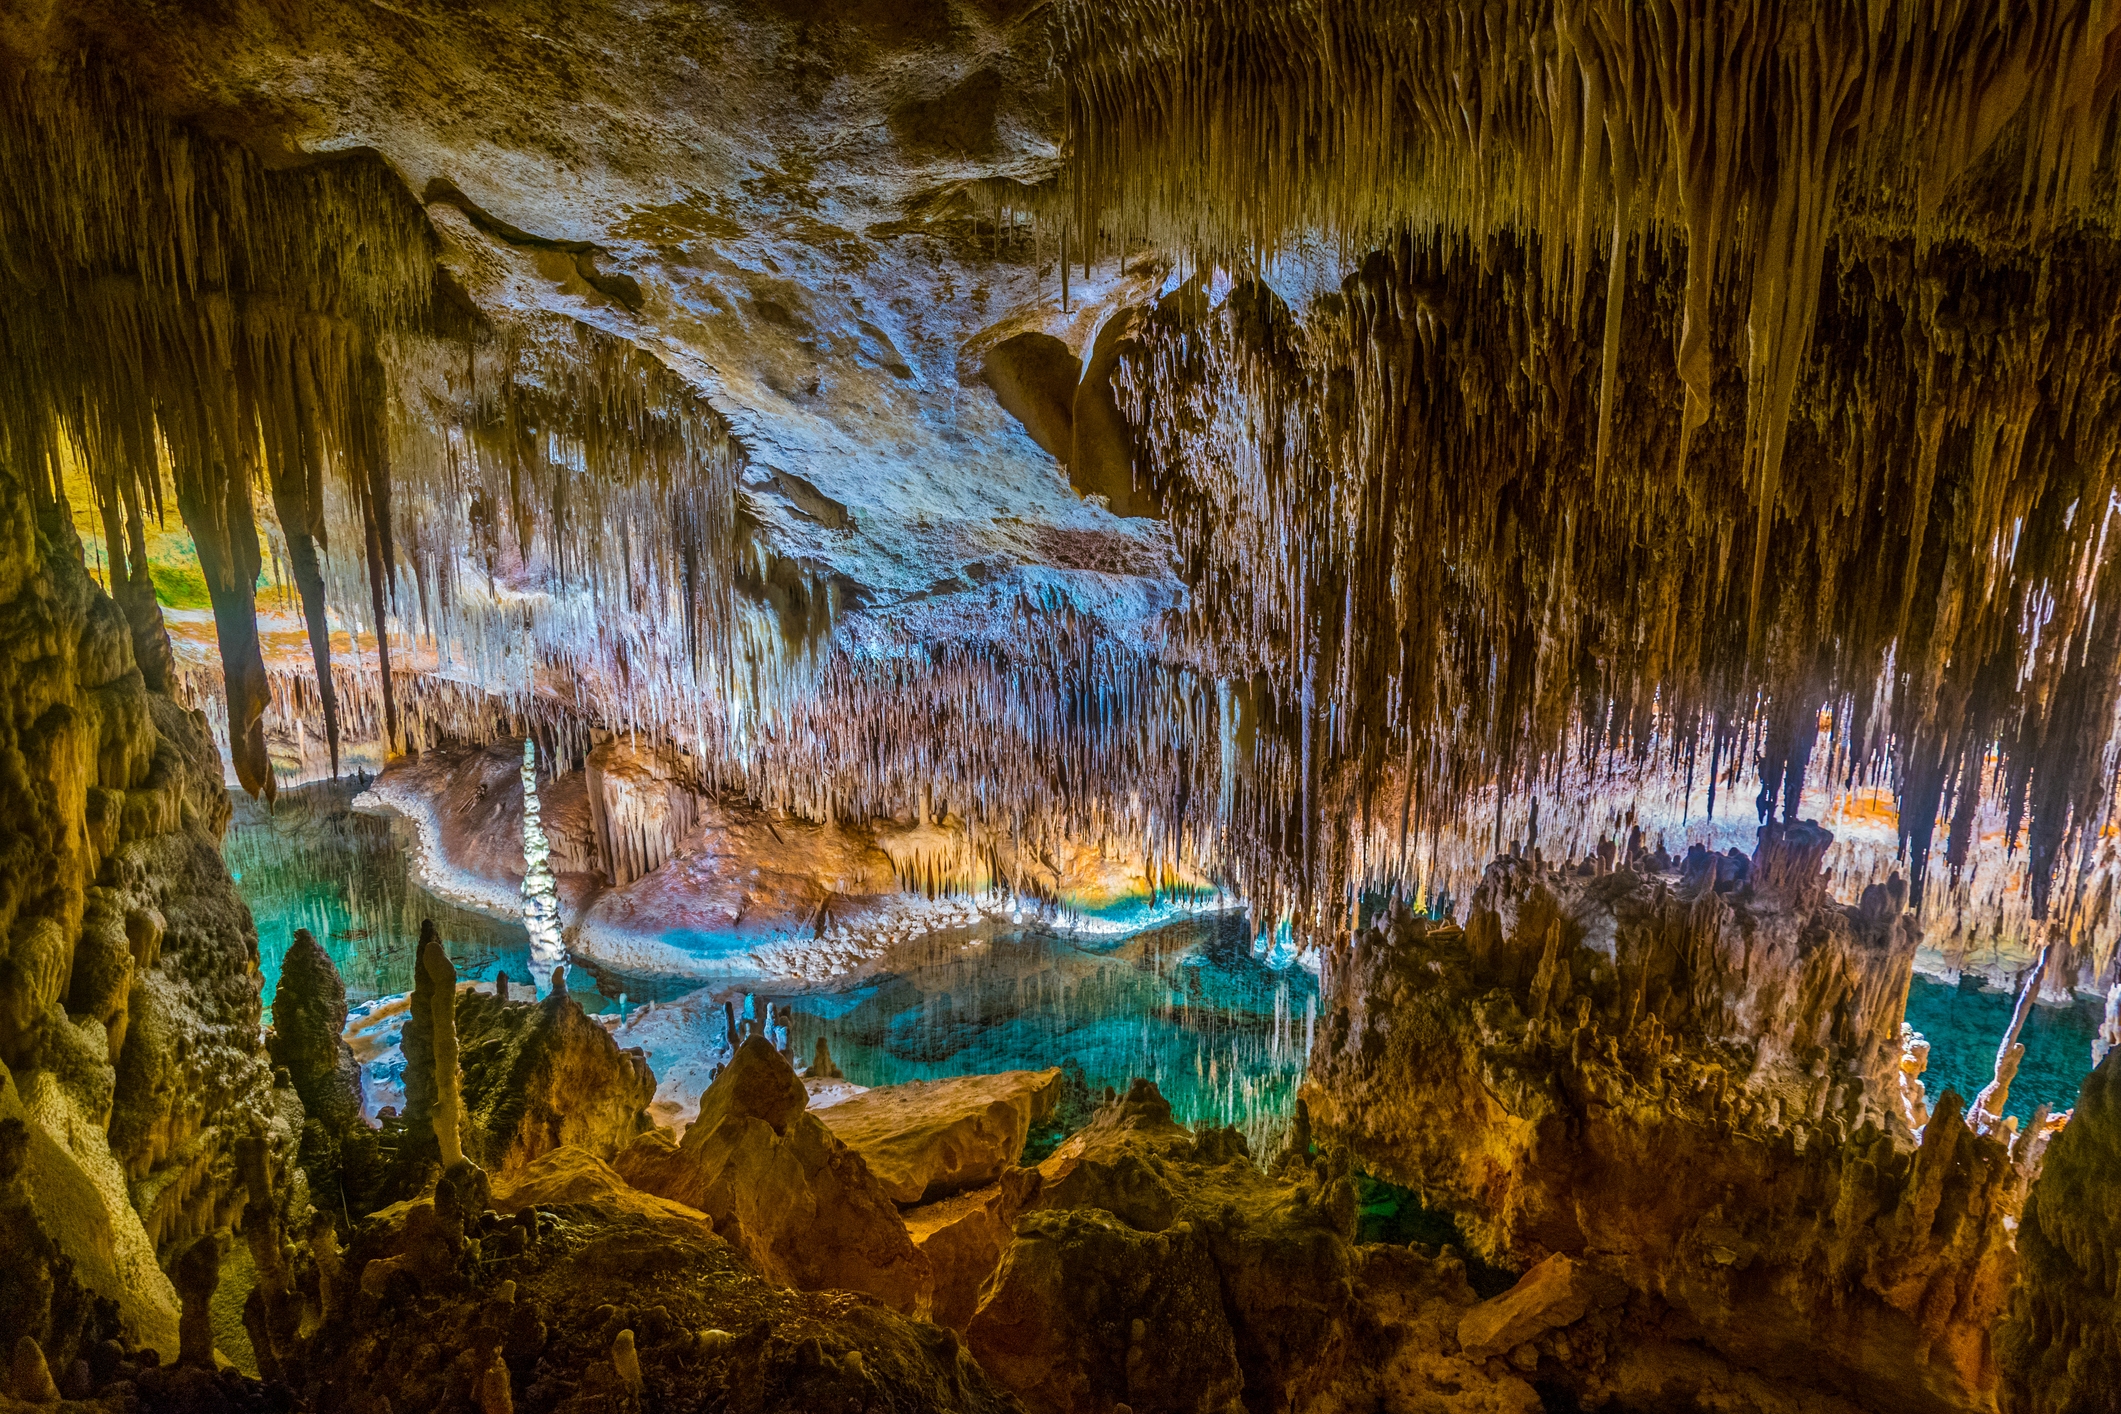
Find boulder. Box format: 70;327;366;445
1457;1254;1627;1361
816;1067;1061;1204
615;1038;931;1314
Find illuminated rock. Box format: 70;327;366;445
615;1038;932;1314
815;1067;1062;1205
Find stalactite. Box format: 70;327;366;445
0;63;740;797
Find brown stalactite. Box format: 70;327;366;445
175;455;275;801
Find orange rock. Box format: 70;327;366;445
615;1038;931;1313
905;1168;1041;1329
815;1068;1061;1204
490;1145;713;1227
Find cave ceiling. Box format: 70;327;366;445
5;0;2121;963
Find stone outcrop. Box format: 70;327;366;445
0;467;290;1372
1998;1048;2121;1413
955;1077;1577;1414
455;985;656;1177
816;1067;1062;1204
905;1170;1042;1331
264;1137;1019;1414
386;938;655;1188
615;1037;932;1314
1305;837;2025;1413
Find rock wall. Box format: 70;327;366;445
1998;1048;2121;1413
0;467;291;1370
1305;835;2024;1412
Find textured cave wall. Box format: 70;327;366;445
0;459;295;1369
1305;834;2022;1413
1998;1048;2121;1414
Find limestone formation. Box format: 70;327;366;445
5;8;2121;1414
453;985;656;1176
806;1037;844;1080
0;462;275;1368
1999;1049;2121;1414
1455;1255;1628;1363
615;1037;933;1314
268;930;365;1131
1306;842;2023;1411
963;1077;1540;1414
173;1232;220;1369
814;1067;1062;1205
8;1335;59;1405
904;1171;1042;1331
276;1120;1017;1414
421;927;468;1168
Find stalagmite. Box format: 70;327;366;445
8;1337;58;1405
173;1233;220;1369
476;1347;514;1414
420;923;468;1169
2094;983;2121;1067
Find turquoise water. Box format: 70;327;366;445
1903;974;2103;1122
224;779;655;1016
223;782;1316;1152
777;912;1318;1155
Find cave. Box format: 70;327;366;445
3;3;2121;1413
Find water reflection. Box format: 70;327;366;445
225;778;667;1015
776;912;1317;1155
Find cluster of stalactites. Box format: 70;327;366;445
0;65;436;798
0;63;741;802
1109;225;2121;935
1052;0;2121;606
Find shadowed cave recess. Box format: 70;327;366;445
6;3;2121;1413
